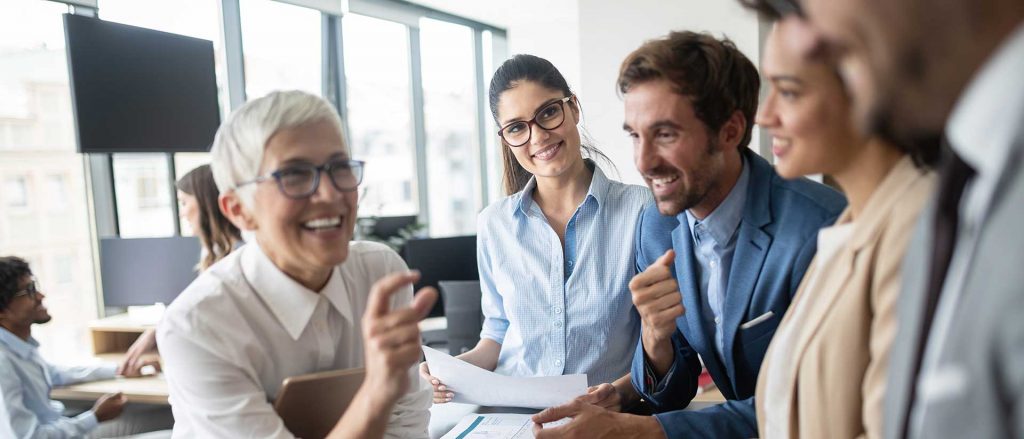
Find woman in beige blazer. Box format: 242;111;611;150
752;17;939;438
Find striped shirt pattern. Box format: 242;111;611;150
477;163;653;385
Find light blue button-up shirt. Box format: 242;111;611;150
683;157;749;365
477;162;652;385
0;327;117;438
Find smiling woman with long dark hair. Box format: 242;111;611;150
419;54;653;411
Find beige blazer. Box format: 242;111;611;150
755;157;935;439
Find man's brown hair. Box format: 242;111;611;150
618;31;761;150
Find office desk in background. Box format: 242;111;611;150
51;314;170;406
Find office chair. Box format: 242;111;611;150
438;280;483;355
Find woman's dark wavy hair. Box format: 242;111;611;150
0;256;31;312
176;165;242;271
488;54;616;195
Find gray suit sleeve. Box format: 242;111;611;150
1002;290;1024;436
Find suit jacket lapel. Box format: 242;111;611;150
721;152;773;377
788;225;855;376
672;223;711;356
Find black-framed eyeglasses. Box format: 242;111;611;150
497;96;574;147
237;159;365;199
13;279;39;300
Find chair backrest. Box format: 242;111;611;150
439;280;483;355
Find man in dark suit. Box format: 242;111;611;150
769;0;1024;436
531;31;845;438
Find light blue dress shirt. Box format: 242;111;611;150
477;162;652;385
682;158;749;365
0;327;117;438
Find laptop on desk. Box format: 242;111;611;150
274;368;365;439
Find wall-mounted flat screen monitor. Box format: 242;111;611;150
64;13;220;153
99;236;200;307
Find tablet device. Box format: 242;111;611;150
274;368;366;439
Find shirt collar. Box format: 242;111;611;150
241;242;354;341
0;327;39;360
946;23;1024;179
514;159;607;217
682;155;750;245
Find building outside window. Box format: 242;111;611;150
0;0;98;362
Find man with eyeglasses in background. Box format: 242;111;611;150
0;255;159;438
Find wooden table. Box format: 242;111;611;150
50;314;170;406
51;374;169;405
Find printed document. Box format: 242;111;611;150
422;345;588;409
441;413;570;439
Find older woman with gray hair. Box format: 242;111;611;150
157;90;435;438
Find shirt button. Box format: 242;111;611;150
714;317;721;325
554;307;562;314
555;360;563;366
554;321;563;328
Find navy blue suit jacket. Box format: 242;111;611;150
630;150;846;438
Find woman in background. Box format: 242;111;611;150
177;164;243;271
421;54;652;411
116;164;242;376
753;17;938;438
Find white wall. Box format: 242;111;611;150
405;0;582;88
408;0;767;187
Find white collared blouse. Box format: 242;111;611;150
157;240;430;439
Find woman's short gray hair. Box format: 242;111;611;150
210;90;345;206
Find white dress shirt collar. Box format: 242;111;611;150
241;242;354;340
947;22;1024;176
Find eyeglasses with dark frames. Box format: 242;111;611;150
13;279;40;300
497;96;574;147
236;159;365;199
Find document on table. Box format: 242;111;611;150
422;346;588;409
441;414;570;439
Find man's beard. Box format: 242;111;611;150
653;138;719;216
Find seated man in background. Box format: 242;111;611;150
532;31;845;438
0;255;159;438
157;90;434;438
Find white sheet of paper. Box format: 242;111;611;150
440;413;570;439
422;346;588;409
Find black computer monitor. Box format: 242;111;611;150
369;215;418;240
99;237;200;307
64;13;220;153
402;236;477;317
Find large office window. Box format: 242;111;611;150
241;0;322;99
420;18;481;236
0;0;98;362
112;154;176;238
343;14;418;217
2;1;506;365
